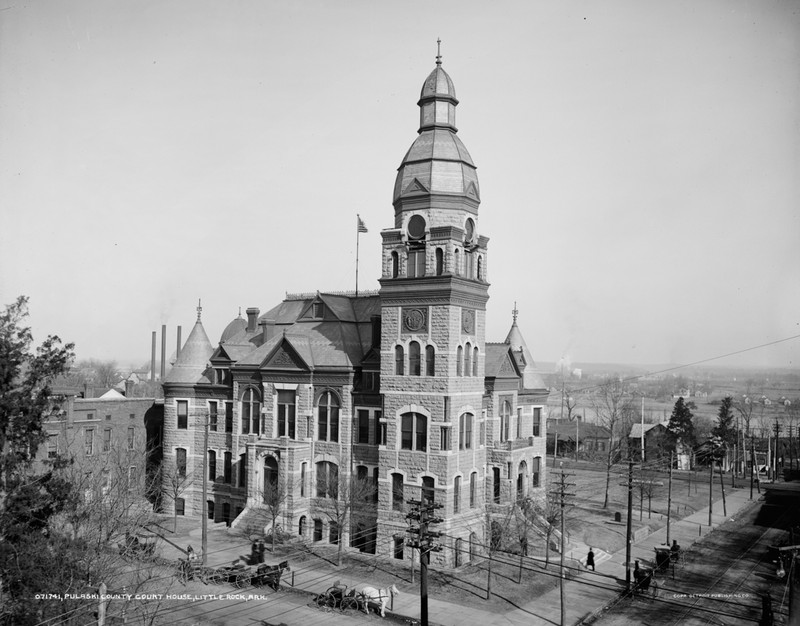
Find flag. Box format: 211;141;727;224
357;216;368;233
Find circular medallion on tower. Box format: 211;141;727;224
402;307;427;333
408;215;426;240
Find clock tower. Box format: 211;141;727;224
377;46;490;565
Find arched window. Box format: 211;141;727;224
456;346;463;376
455;537;464;567
263;456;278;497
401;413;427;451
241;387;261;435
464;342;472;377
517;460;528;500
465;251;474;278
409;341;421;376
316;461;338;499
317;391;340;442
435;248;444;275
469;472;477;508
395;345;404;376
500;401;512;443
298;515;307;536
454;476;461;513
391;251;399;278
477;256;483;280
454;249;460;276
459;413;473;450
425;345;435;376
472;346;479;377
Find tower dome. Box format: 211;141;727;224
220;310;246;343
393;46;479;210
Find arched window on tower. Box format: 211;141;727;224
395;345;404;376
472;346;479;377
477;255;483;281
391;251;399;278
465;251;474;278
435;248;444;275
409;341;421;376
454;249;460;276
456;346;463;376
464;343;472;377
425;345;435;376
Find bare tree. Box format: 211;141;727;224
312;462;376;566
590;378;634;508
259;476;292;552
159;459;192;533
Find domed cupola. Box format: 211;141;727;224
393;42;480;213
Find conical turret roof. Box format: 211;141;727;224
164;315;214;385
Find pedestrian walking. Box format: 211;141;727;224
257;539;266;563
586;547;595;571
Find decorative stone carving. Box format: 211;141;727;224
402;307;427;333
461;308;475;334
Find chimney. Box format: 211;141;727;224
150;331;156;382
259;318;276;343
246;308;260;333
176;326;182;359
161;325;166;380
124;379;134;397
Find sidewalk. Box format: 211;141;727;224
152;487;760;625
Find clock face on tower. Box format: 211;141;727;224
408;215;426;240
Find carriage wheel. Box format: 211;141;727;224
340;596;359;612
235;572;251;589
206;570;223;585
316;592;333;608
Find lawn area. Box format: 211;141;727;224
550;459;748;554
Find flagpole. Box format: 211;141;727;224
355;214;361;297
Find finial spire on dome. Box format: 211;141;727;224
512;302;519;324
197;298;202;322
436;38;442;66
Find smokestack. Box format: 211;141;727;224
124;379;134;397
259;318;276;343
161;325;166;380
176;326;182;359
151;331;156;382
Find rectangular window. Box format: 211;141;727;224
225;402;233;433
392;473;404;511
493;467;501;504
224;452;232;484
480;417;486;446
208;450;216;481
209;401;218;432
454;476;461;514
47;434;59;459
394;536;404;560
238;453;247;489
378;415;387;446
277;390;296;438
87;413;94;420
103;428;112;453
401;414;413;450
313;518;323;541
105;414;111;421
84;429;94;456
128;466;136;490
516;408;522;440
175;497;185;516
129;413;135;420
176;448;187;477
177;400;188;429
300;462;306;497
358;409;370;444
532;457;541;488
127;426;135;450
440;426;451;451
408;248;426;277
533;408;541;437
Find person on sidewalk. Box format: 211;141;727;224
586;547;595;571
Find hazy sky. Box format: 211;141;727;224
1;0;798;370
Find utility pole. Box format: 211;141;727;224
641;395;645;463
750;438;754;500
719;457;727;517
625;457;634;592
551;463;575;626
708;452;714;527
774;419;782;481
666;451;673;545
406;498;443;626
201;409;209;565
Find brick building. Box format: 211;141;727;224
161;54;549;566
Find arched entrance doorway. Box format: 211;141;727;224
263;456;278;502
517;460;527;500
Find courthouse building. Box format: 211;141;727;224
162;53;549;566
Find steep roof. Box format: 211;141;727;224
164;319;214;385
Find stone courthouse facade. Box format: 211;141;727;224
162;53;549;566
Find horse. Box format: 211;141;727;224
351;583;400;617
254;560;290;590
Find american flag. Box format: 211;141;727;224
357;216;368;233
